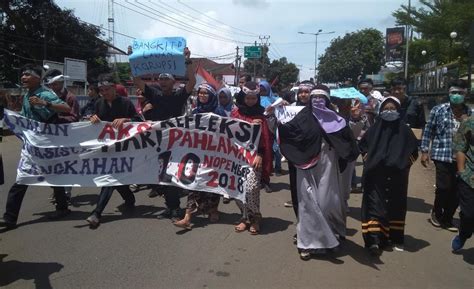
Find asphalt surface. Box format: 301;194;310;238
1;135;473;289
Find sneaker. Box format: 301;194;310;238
262;183;272;193
148;189;160;198
48;209;71;220
86;214;100;227
275;169;282;177
442;222;458;233
223;197;231;204
368;244;381;256
284;201;293;208
430;210;441;227
299;249;311;261
115;203;135;213
451;235;466;253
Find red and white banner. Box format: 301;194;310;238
3;110;261;201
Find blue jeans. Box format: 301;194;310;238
92;185;135;218
273;140;281;172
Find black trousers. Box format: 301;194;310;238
458;179;474;240
3;183;68;224
288;161;298;219
433;161;459;224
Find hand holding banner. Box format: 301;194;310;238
129;37;187;77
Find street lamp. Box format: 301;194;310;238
298;29;335;82
421;50;427;56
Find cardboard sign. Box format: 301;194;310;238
129;37;186;77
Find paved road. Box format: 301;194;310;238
0;135;473;289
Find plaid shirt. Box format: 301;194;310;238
421;103;474;163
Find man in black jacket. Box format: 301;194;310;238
133;47;196;220
391;77;426;129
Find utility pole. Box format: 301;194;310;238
298;30;335;83
253;40;257;81
234;46;241;86
404;0;411;81
108;0;117;76
259;35;270;79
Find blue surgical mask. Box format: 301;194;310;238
449;94;465;105
380;110;400;122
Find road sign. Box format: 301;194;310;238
244;46;262;58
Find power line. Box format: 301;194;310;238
176;0;259;37
150;0;255;38
117;1;252;45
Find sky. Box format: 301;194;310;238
54;0;416;81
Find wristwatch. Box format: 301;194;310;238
185;59;193;65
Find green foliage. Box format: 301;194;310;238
317;28;385;83
243;46;299;91
393;0;474;71
0;0;110;84
115;62;131;84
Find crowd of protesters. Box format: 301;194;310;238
1;47;474;260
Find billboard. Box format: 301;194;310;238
386;27;405;62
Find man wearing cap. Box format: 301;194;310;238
357;78;382;125
1;64;72;229
86;73;141;227
421;79;474;232
133;47;196;220
390;77;425;129
44;69;80;123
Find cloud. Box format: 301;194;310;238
232;0;269;8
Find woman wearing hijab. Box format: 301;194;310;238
359;97;418;255
173;83;226;229
231;81;273;235
278;84;358;260
285;81;315;219
216;87;234;117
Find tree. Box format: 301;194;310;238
242;45;299;91
0;0;110;84
393;0;474;73
266;57;299;92
317;28;385;83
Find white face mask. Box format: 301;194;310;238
380;110;400;122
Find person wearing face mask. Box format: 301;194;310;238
359;97;419;255
421;79;474;232
278;84;358;260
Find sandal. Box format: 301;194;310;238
173;219;192;230
234;222;247;232
249;222;260;235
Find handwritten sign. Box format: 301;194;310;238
274;105;305;124
3;110;261;202
330;87;368;104
129;37;186;77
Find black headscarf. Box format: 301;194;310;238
235;81;265;116
359;97;418;173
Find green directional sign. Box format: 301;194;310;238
244;46;262;58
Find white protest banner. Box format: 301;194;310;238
129;37;186;77
274;105;305;124
3;110;261;201
330;87;368;104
